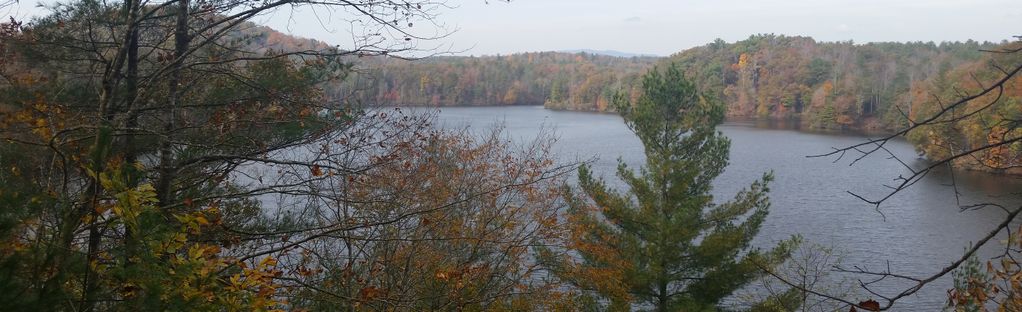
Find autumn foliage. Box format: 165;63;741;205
0;0;577;311
905;41;1022;174
340;52;656;110
948;226;1022;311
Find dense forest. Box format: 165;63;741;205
345;35;1005;131
902;42;1022;174
225;23;658;112
231;26;1014;135
338;52;657;111
667;35;998;130
669;35;1020;172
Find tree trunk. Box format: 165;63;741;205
155;0;190;208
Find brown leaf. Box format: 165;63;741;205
358;286;383;301
858;299;880;311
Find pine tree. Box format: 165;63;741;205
554;64;799;311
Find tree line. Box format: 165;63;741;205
338;52;657;111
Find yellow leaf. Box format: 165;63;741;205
260;257;278;267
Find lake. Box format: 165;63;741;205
425;105;1022;310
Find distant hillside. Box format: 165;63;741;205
337;52;659;109
221;26;662;110
664;35;1000;130
231;23;335;54
335;35;1004;131
903;41;1022;174
231;27;1020;158
558;49;660;58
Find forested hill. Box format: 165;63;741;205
674;36;1022;172
339;35;1011;132
230;27;1009;133
667;35;1001;130
235;23;335;54
230;23;660;110
903;41;1022;174
338;52;658;110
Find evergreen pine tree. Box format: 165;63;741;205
553;64;799;311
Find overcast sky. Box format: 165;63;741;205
7;0;1021;56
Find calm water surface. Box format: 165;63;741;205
425;105;1022;311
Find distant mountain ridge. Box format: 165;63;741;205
558;49;661;58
